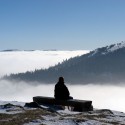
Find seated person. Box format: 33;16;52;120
54;77;73;100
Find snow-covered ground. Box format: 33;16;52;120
0;101;125;125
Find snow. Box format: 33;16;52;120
113;110;125;117
1;100;125;125
0;107;23;114
57;108;80;115
0;100;25;107
88;49;98;57
89;41;125;57
107;41;125;52
0;100;25;114
24;119;43;125
79;120;106;125
41;119;77;125
42;115;60;121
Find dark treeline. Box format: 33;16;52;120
3;43;125;85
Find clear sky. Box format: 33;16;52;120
0;0;125;50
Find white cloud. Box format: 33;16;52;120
0;80;125;112
69;84;125;112
0;50;89;77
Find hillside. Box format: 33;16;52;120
4;41;125;84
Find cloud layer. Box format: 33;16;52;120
0;50;89;77
0;80;125;112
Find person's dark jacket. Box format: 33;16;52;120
54;81;70;100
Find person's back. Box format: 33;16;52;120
54;77;73;100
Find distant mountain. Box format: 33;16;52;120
1;49;36;52
4;41;125;84
1;49;20;52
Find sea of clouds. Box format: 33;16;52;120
0;50;125;112
1;80;125;112
0;50;88;77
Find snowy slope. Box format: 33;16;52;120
107;41;125;52
0;101;125;125
89;41;125;56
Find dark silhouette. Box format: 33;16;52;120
54;77;73;100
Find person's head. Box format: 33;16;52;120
58;77;64;83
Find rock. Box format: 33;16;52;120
24;102;41;108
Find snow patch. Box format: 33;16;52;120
88;49;98;57
107;41;125;52
24;119;42;125
57;108;80;115
89;41;125;57
41;119;77;125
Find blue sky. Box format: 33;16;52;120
0;0;125;50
